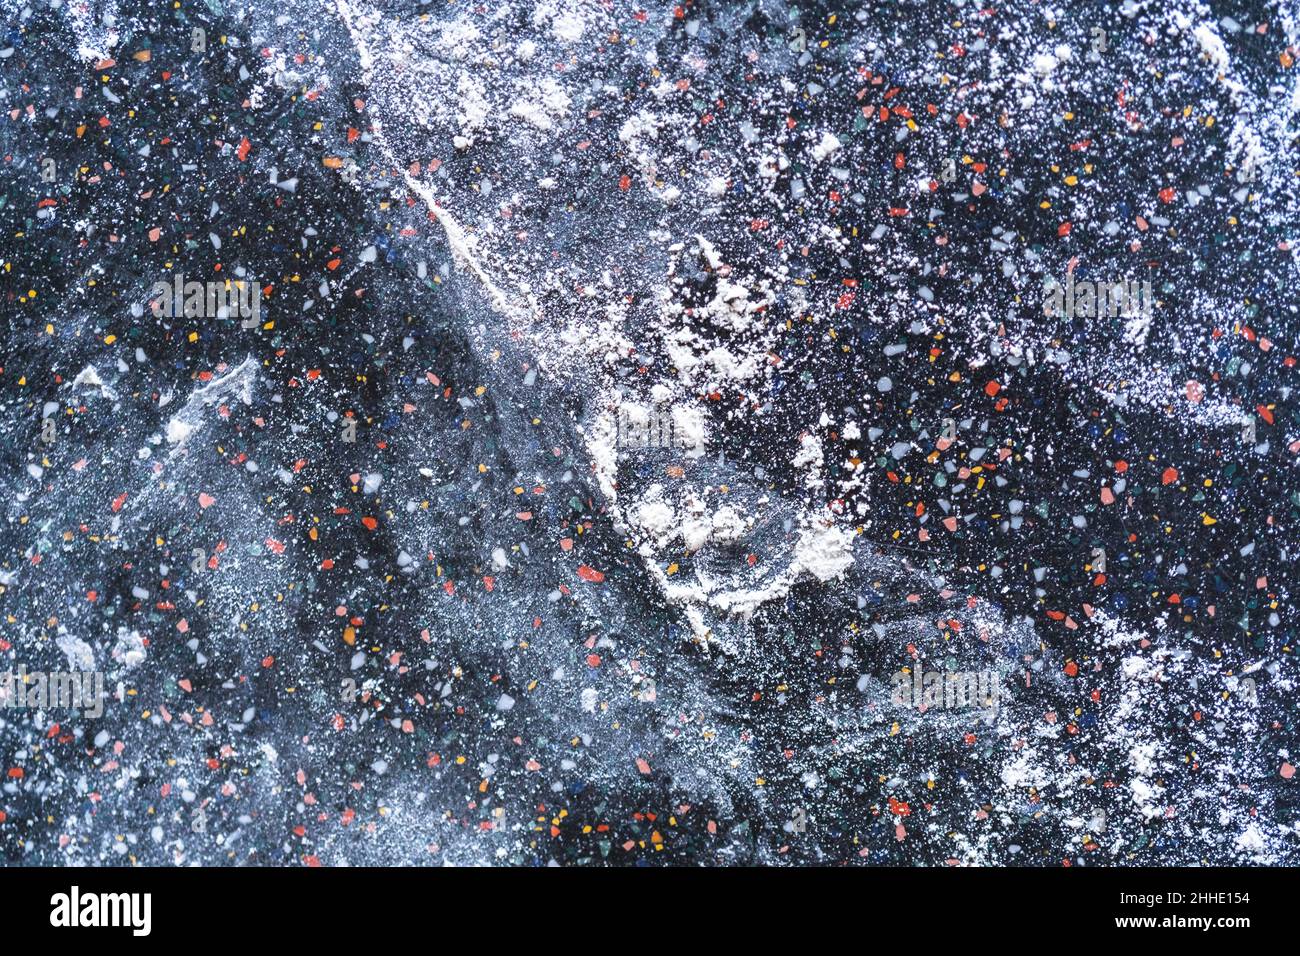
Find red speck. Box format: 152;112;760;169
577;564;605;583
1064;661;1079;677
984;380;1001;397
237;137;251;162
1158;187;1176;203
1161;467;1179;485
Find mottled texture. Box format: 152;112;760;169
0;0;1297;865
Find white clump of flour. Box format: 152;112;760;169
532;1;586;43
811;131;842;161
791;523;855;582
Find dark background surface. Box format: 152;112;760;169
0;0;1296;865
